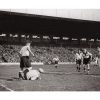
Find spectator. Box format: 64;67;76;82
0;44;98;63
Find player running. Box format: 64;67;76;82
18;40;34;79
53;56;59;68
82;49;92;74
75;49;83;72
97;47;100;67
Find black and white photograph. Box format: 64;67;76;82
0;9;100;91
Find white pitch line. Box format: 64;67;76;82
43;71;100;77
89;75;100;78
0;82;14;91
43;71;83;75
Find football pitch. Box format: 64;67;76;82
0;64;100;91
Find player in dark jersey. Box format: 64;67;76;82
97;47;100;67
82;49;92;74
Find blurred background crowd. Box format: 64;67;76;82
0;45;98;63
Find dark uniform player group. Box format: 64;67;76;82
75;49;92;74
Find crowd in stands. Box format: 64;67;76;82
0;44;98;63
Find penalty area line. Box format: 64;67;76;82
42;71;83;75
0;82;14;91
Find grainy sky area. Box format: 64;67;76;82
1;9;100;21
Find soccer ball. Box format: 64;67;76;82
39;68;44;73
26;69;40;80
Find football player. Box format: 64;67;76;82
82;49;92;74
75;49;83;72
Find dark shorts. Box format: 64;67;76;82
20;56;31;70
83;58;91;65
54;61;58;64
23;69;29;80
76;59;82;65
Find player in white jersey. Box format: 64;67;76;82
53;56;59;68
97;47;100;67
18;40;34;79
75;49;83;72
82;49;92;74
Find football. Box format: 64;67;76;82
39;68;44;73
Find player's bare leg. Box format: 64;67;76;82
76;64;79;71
76;64;80;72
19;70;24;80
78;65;81;72
87;64;90;74
18;67;31;80
83;64;86;73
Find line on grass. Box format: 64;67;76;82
43;71;100;78
0;82;14;91
43;71;83;75
89;75;100;78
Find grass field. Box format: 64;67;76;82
0;64;100;91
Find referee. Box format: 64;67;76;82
18;40;34;79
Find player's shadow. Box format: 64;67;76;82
0;77;20;81
0;77;13;81
12;77;20;80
